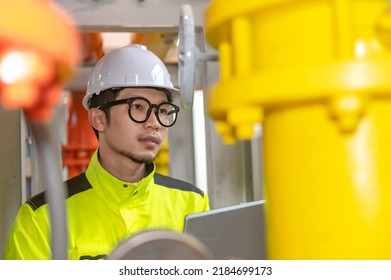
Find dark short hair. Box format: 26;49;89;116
88;88;122;139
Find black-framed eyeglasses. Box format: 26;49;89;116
97;97;180;127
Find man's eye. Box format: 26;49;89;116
159;108;169;115
132;104;144;110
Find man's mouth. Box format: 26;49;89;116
139;135;161;145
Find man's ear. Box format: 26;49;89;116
88;108;106;132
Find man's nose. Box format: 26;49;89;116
144;107;161;129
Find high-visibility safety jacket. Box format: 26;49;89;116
4;150;209;260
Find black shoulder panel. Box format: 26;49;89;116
154;173;205;198
66;173;93;198
26;192;46;211
26;173;92;211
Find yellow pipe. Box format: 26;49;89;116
232;16;253;76
155;137;170;176
332;0;354;59
205;0;391;259
219;42;232;82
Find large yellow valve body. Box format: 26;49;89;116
205;0;391;259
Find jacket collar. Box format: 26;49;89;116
85;149;155;205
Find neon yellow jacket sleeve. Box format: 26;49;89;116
4;203;51;259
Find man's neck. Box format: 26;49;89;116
98;150;146;183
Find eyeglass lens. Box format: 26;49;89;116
129;98;178;127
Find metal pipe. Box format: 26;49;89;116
30;120;68;260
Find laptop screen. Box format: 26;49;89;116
183;200;267;260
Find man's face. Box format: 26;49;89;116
100;87;170;165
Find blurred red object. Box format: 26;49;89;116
0;0;81;121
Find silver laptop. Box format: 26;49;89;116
183;199;267;260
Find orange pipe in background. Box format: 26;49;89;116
62;90;98;179
81;32;105;65
62;33;103;179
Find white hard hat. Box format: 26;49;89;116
83;44;179;110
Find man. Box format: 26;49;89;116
4;45;210;259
